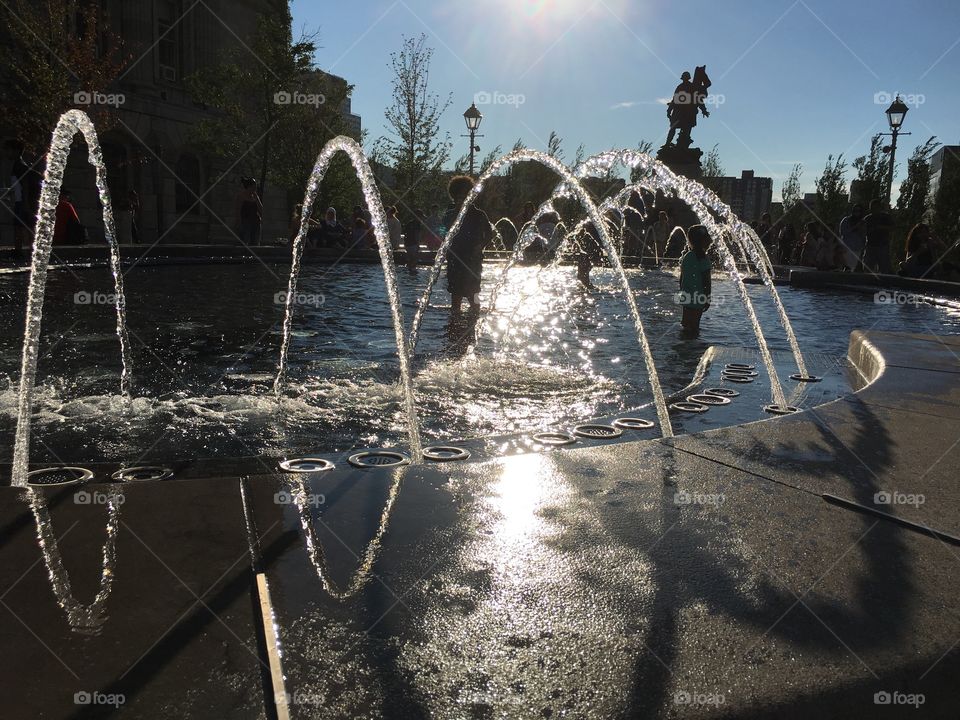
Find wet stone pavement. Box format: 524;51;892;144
1;330;958;719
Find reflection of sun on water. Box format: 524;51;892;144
491;453;563;543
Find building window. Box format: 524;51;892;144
158;1;181;82
175;154;201;214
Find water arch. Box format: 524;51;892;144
12;110;132;487
408;149;674;438
272;136;422;460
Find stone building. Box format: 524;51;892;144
1;0;360;247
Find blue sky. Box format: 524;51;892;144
291;0;959;197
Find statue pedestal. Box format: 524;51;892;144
653;145;705;252
655;144;703;179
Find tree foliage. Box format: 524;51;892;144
851;134;891;205
895;137;939;229
372;34;452;215
629;139;655;183
0;0;128;151
187;10;349;198
814;154;848;232
781;163;802;207
702;144;724;177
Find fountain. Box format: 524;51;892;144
573;150;812;384
407;148;675;438
273;136;423;461
7;115;850;477
11;110;133;487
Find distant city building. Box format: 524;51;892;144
310;72;361;140
928;145;960;210
332;77;362;139
711;170;773;222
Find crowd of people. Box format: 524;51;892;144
16;165;958;339
748;202;957;280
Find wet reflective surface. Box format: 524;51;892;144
2;329;959;718
2;263;958;465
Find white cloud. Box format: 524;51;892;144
609;99;670;110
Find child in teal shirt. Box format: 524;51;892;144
678;225;712;334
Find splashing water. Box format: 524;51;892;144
273;136;422;460
574;154;786;405
575;149;809;381
12;110;133;487
408;149;674;438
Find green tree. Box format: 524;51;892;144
702;144;724;177
0;0;128;151
851;134;890;206
629;139;655;183
698;144;724;195
372;34;452;215
781;163;802;208
895;137;939;229
187;10;346;198
814;154;848;233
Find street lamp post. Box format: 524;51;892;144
462;103;483;177
881;96;911;205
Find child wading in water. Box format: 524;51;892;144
678;225;712;335
444;175;491;315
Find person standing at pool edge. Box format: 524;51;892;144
444;175;491;315
678;225;712;335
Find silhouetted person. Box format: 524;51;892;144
425;204;443;250
352;216;369;248
863;198;893;273
128;190;141;243
645;210;671;261
236;177;262;245
444;175;491;315
577;211;616;288
678;225;712;336
778;223;796;264
10;147;33;256
797;221;822;267
317;208;348;248
53;190;82;245
839;204;866;271
753;212;773;260
403;207;424;271
386;205;402;251
899;223;937;278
